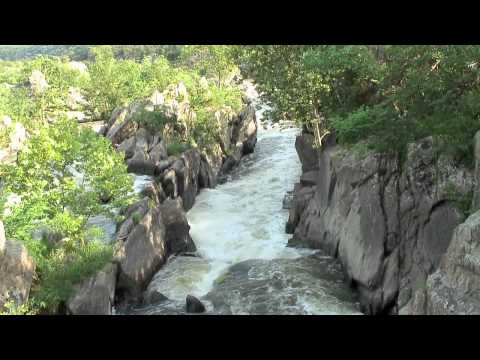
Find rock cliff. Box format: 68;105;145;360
288;131;476;314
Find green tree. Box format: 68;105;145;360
182;45;238;88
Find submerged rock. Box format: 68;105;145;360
204;253;361;315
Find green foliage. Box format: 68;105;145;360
85;46;144;120
239;45;480;165
0;300;35;315
1;118;134;313
134;107;177;133
131;212;143;225
167;141;191;156
181;45;238;88
32;241;113;313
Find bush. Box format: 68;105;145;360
167;141;191;156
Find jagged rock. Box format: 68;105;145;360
198;154;216;189
114;206;168;298
186;295;205;313
472;130;480;212
282;191;295;210
286;185;316;234
149;140;167;164
126;157;156;175
159;198;196;254
67;61;88;73
300;171;319;187
290;132;473;314
105;102;143;145
415;210;480;314
141;181;166;205
179;150;201;211
295;133;319;173
114;195;196;300
29;70;48;95
0;221;36;309
236;105;257;155
66;263;118;315
0;117;27;165
117;137;136;159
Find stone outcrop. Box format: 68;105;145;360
409;131;480;313
288;132;474;314
102;84;257;308
0;221;36;310
0;116;27;165
102;86;257;211
114;203;167;300
114;187;196;301
66;263;118;315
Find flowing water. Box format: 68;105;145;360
129;119;360;314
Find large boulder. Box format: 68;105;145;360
295;132;319;173
114;206;168;299
114;195;196;301
0;221;36;309
179;149;201;211
159;198;196;254
235;104;257;155
66;263;118;315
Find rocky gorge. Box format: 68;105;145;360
2;76;479;316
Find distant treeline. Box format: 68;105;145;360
0;45;183;62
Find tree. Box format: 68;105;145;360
182;45;238;88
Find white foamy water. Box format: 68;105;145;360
184;127;317;295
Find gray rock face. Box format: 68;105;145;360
405;210;480;314
289;133;474;314
472;130;480;212
67;263;118;315
0;221;36;309
115;206;167;299
159;198;196;254
178;150;201;211
295;132;319;173
114;194;196;300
